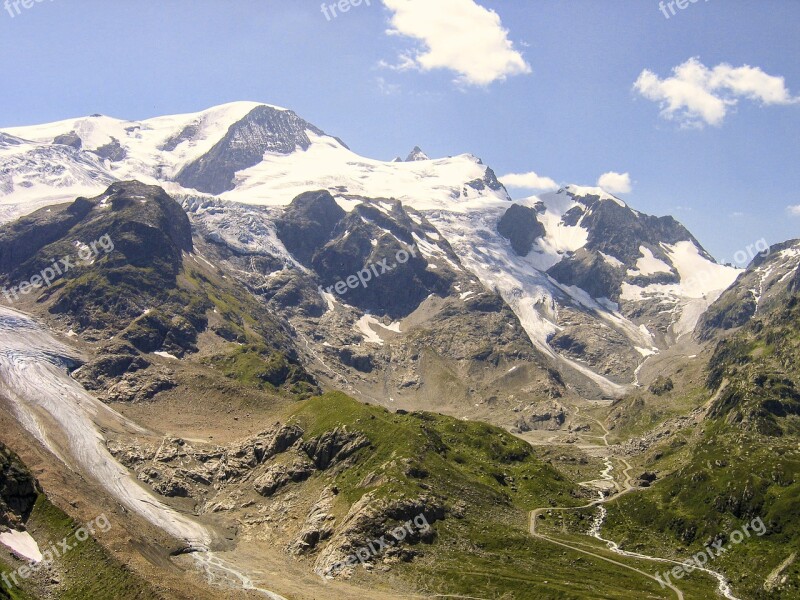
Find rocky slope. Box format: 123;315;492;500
0;443;40;532
0;103;741;401
0;181;316;402
600;239;800;599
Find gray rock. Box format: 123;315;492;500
253;458;314;497
302;427;370;470
498;204;546;257
176;106;330;194
53;131;82;150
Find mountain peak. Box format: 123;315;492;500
405;146;430;162
561;185;627;207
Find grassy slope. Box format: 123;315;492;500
601;298;800;599
1;497;157;600
0;561;33;600
286;393;720;599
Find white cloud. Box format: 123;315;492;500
597;172;632;194
788;205;800;217
499;171;558;191
634;58;799;127
381;0;531;86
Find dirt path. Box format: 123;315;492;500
528;410;737;600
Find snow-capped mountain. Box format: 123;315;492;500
0;132;114;222
2;102;509;212
698;238;799;340
0;102;740;399
405;146;431;162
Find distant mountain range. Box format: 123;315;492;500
1;102;739;407
2;102;798;600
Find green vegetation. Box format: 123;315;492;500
209;345;317;397
0;558;34;600
604;384;708;444
0;496;157;600
600;294;800;598
602;426;800;599
290;392;576;507
287;393;723;599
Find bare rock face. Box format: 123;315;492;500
636;471;658;488
549;310;641;381
497;204;546;257
338;347;374;373
252;424;305;464
102;367;177;403
176;106;329;195
0;443;41;530
95;137;127;162
288;486;338;555
301;427;370;470
648;376;674;396
0;195;94;274
72;341;178;403
314;493;445;578
698;239;798;341
253;458;314;497
111;423;308;504
275;190;346;266
152;478;190;498
53;131;82;150
404;146;429;162
464;167;508;194
513;401;568;432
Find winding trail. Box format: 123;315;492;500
529;410;738;600
0;306;287;599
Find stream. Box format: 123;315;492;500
586;432;739;599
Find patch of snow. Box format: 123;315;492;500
599;252;624;269
597;297;619;312
627;246;672;276
320;291;337;312
662;241;739;297
354;315;386;345
379;321;402;333
0;530;43;563
222;132;508;211
635;346;658;357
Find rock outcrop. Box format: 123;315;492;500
0;443;41;531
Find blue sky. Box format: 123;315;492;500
1;0;798;262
